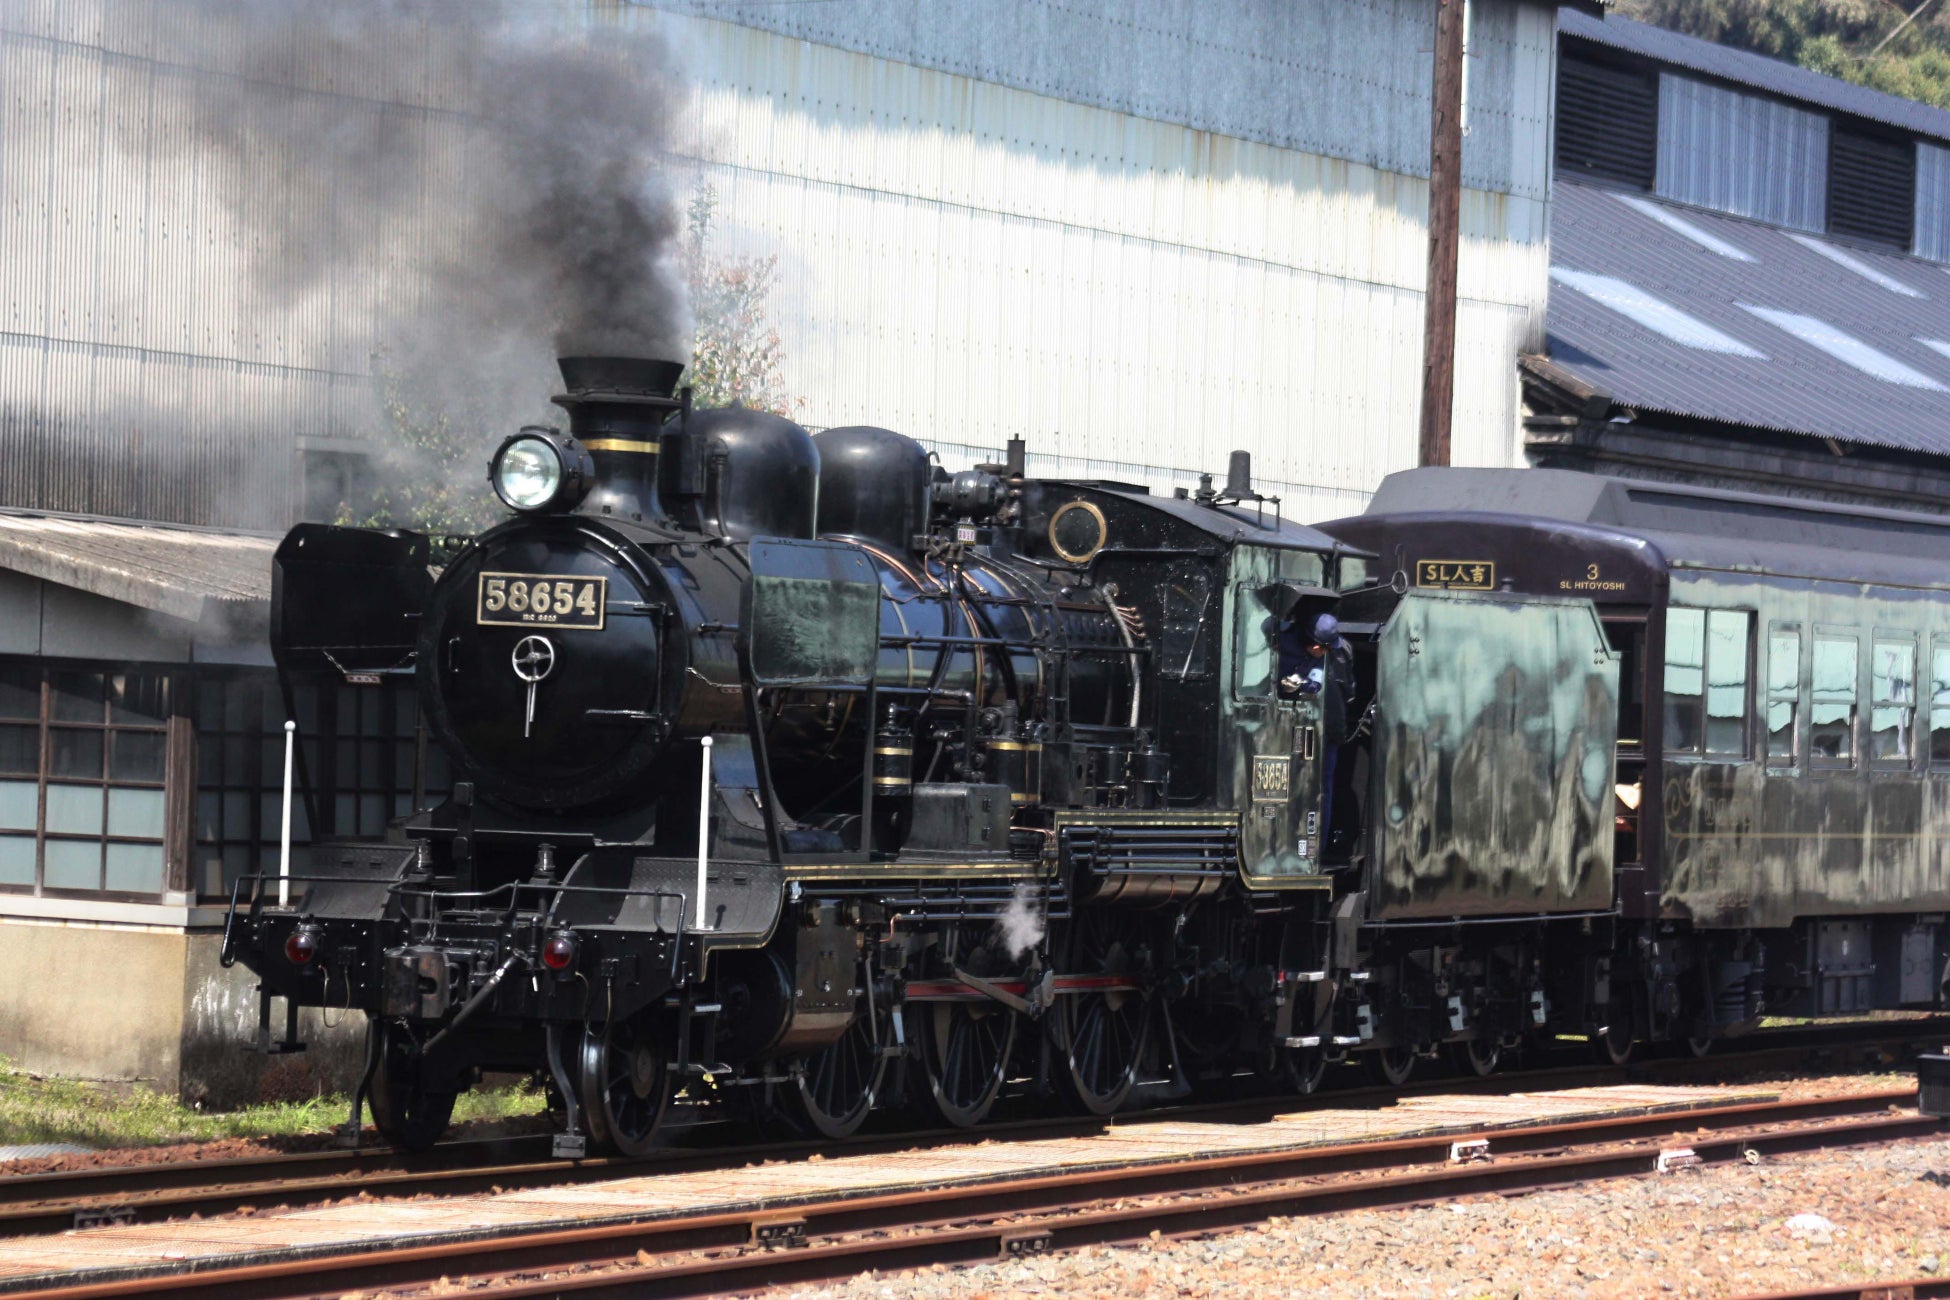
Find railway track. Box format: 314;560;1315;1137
1735;1284;1950;1299
1;1087;1935;1299
0;1015;1934;1240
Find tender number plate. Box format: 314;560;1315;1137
477;573;607;629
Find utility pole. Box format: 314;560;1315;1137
1419;0;1466;468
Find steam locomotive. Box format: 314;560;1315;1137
224;354;1950;1155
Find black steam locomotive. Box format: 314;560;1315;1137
230;353;1871;1156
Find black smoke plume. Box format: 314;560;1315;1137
145;0;688;440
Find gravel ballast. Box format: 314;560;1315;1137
774;1129;1950;1300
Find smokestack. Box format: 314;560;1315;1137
552;356;687;522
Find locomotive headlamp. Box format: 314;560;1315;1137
490;428;593;514
541;929;579;972
284;924;322;966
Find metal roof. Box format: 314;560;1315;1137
1351;466;1950;590
1076;482;1374;555
1542;180;1950;454
1559;7;1950;144
0;511;274;625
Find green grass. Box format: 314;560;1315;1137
0;1065;546;1151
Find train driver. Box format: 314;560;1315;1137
1279;612;1354;857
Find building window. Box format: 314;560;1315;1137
1657;73;1828;233
0;663;171;897
1829;126;1916;252
1812;633;1859;769
1557;52;1659;190
1665;607;1750;757
1766;627;1801;767
194;674;448;902
195;676;314;901
1918;142;1950;264
1871;637;1918;766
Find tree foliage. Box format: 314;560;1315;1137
331;364;506;539
1616;0;1950;109
678;185;803;417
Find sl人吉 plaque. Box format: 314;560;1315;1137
1414;559;1495;591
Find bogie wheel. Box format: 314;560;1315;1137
1051;911;1153;1116
579;1012;673;1157
786;978;889;1139
1281;1045;1329;1096
1368;1044;1416;1087
1453;1037;1501;1078
368;1024;458;1152
1596;1006;1636;1067
910;925;1017;1128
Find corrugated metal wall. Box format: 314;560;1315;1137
1656;72;1828;233
651;0;1553;205
1917;142;1950;264
0;0;1559;530
651;1;1557;520
0;1;479;529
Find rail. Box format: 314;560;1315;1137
0;1088;1935;1299
0;1017;1941;1245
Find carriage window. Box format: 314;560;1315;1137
1766;628;1800;766
1663;608;1705;752
1811;634;1859;769
1704;611;1750;756
1872;638;1917;766
1932;644;1950;770
1666;607;1750;757
1159;570;1214;680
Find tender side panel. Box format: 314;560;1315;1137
1371;591;1617;919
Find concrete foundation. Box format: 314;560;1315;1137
0;916;365;1109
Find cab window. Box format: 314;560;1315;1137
1232;583;1275;699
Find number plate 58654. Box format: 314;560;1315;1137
477;573;607;630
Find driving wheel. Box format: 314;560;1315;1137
786;977;889;1139
910;926;1017;1128
1052;911;1152;1116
